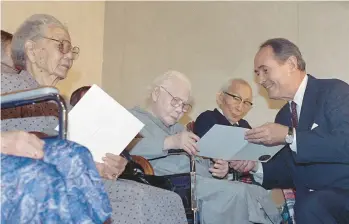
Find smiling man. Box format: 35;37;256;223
194;78;253;139
230;38;349;224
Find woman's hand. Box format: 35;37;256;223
96;153;128;180
1;131;44;159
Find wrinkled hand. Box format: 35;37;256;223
209;159;229;178
96;153;128;180
229;160;257;173
245;122;288;146
1;131;44;159
171;131;200;155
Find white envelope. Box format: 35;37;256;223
56;84;144;162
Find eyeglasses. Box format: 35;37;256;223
160;86;192;112
223;92;253;108
42;37;80;60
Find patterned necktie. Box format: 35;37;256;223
282;100;298;224
291;101;298;128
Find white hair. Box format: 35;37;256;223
145;70;192;105
11;14;67;69
219;78;251;92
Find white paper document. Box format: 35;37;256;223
197;124;284;162
57;84;144;162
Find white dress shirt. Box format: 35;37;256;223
253;75;309;184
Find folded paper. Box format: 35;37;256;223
56;84;144;162
197;124;284;162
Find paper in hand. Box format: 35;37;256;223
197;124;284;162
56;84;144;162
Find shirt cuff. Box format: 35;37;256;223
251;162;263;185
289;128;297;153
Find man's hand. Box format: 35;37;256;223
229;160;257;173
245;122;288;146
165;131;200;155
1;131;44;159
96;153;128;180
209;159;229;178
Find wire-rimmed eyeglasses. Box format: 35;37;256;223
42;37;80;60
160;86;192;112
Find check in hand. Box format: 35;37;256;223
1;131;44;159
209;159;229;178
245;122;288;146
229;160;257;173
96;153;128;180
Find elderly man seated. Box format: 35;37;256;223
129;71;281;224
194;78;253;135
193;78;255;181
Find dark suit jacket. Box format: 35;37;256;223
193;108;251;138
262;75;349;198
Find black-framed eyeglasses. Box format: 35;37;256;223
223;92;253;108
160;86;192;112
42;37;80;60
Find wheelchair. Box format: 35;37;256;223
1;87;199;224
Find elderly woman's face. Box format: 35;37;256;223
34;26;74;79
153;80;191;126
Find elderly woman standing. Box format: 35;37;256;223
1;14;187;224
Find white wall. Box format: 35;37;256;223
101;2;349;126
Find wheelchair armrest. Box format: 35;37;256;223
1;87;68;139
1;87;59;105
168;149;188;155
130;155;155;175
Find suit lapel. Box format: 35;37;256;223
277;105;292;127
298;75;319;131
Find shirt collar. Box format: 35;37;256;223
290;75;308;107
217;108;239;125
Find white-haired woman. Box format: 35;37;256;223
1;14;187;224
1;13;79;131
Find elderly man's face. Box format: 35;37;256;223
152;78;191;126
254;46;292;100
218;82;252;123
34;26;74;80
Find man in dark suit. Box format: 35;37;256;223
194;78;254;180
231;38;349;223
